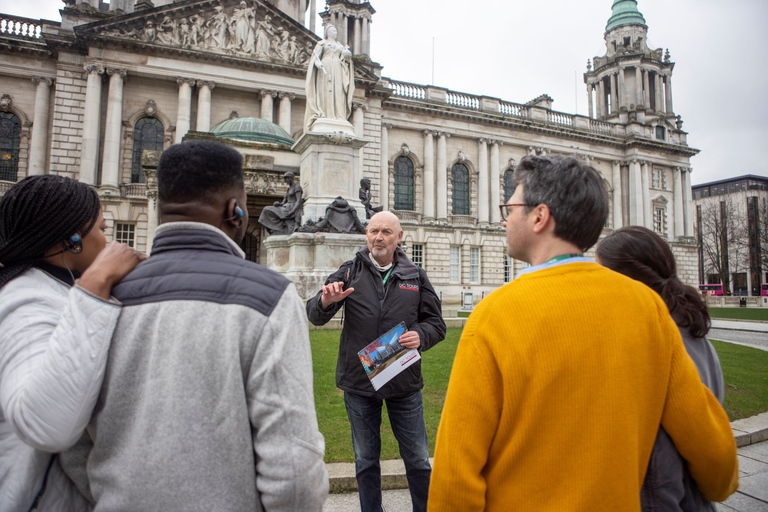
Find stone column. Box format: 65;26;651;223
673;166;684;238
618;67;626;109
587;83;594;119
101;68;126;195
634;67;643;108
195;81;215;132
436;132;448;221
629;159;642;225
340;14;348;46
144;167;159;254
80;64;104;185
683;168;694;236
28;77;53;176
642;69;650;108
353;17;362;55
641;161;651;229
609;73;617;114
598;79;605;117
352;102;365;136
476;138;489;224
309;0;316;33
380;123;390;211
260;90;276;123
654;72;663;113
278;92;294;135
422;130;435;220
362;16;370;55
175;77;194;143
612;160;622;229
664;74;674;114
490;141;501;222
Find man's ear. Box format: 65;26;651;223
530;204;553;234
224;197;244;228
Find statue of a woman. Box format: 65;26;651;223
230;1;255;52
258;172;304;234
303;24;354;132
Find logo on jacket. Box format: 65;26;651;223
399;284;419;292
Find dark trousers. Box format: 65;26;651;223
343;390;432;512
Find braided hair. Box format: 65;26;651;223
596;226;710;338
0;175;100;289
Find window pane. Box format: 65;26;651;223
0;112;22;182
114;223;136;247
452;163;469;215
450;246;460;282
411;243;424;268
503;169;515;203
394;156;414;210
131;117;165;184
470;247;480;283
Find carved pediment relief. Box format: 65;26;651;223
76;0;317;68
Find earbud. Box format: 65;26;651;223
223;203;244;225
65;232;83;254
234;205;244;217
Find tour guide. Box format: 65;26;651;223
307;211;446;512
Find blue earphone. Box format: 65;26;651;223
65;231;83;254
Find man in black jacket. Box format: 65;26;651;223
307;211;446;512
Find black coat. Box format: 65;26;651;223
307;246;446;399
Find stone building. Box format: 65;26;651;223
0;0;699;302
693;175;768;296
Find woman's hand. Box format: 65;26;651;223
78;242;147;300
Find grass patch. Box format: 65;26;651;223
312;328;461;463
709;339;768;420
313;328;768;462
708;307;768;321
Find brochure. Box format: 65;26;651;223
357;321;421;391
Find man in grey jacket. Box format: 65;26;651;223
61;140;328;511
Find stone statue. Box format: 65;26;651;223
254;15;276;58
258;172;304;234
359;178;382;219
178;17;191;46
156;16;177;45
141;20;156;42
207;6;229;49
303;24;354;132
190;11;205;46
230;1;255;52
276;28;291;61
298;197;366;234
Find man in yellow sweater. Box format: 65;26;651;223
428;155;738;511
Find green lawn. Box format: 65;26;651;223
708;307;768;321
313;328;768;462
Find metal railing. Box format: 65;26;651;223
0;15;43;40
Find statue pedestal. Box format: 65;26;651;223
264;232;366;299
293;130;369;222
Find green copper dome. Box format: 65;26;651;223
606;0;647;31
211;117;294;145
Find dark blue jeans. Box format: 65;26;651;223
344;390;432;512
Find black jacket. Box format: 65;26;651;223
307;246;446;399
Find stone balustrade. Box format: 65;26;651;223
0;15;43;39
449;214;477;227
0;180;14;198
120;183;148;199
393;210;422;224
388;79;624;138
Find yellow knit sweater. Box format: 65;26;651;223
428;262;738;511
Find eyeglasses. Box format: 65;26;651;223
499;203;534;221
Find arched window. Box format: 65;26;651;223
131;117;164;183
393;156;414;210
452;163;470;215
0;112;21;182
503;168;515;203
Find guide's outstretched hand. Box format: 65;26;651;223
320;281;354;310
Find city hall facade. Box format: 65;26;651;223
0;0;698;301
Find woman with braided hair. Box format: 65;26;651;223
597;226;724;512
0;175;145;511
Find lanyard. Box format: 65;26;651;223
382;266;394;285
544;253;583;264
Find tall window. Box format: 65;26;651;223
114;223;136;247
452;163;470;215
131;117;164;183
449;246;460;283
503;168;515;203
393;156;414;210
653;207;667;237
504;256;513;283
652;168;666;190
411;243;424;268
0;112;21;182
470;247;480;283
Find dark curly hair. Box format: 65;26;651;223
0;175;100;289
596;226;710;338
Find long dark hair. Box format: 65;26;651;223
596;226;710;338
0;175;100;289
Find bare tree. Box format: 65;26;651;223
696;198;748;293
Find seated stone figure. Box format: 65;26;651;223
258;172;303;234
359;178;383;220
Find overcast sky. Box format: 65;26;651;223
2;0;766;185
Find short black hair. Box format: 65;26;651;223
158;140;244;203
513;155;609;251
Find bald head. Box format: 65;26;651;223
366;211;403;266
